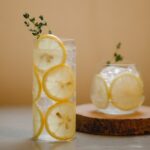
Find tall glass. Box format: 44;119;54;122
91;64;144;115
32;34;76;141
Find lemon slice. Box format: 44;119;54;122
33;66;42;101
43;64;75;102
33;104;44;139
34;34;66;72
110;73;144;110
91;75;109;109
45;101;76;140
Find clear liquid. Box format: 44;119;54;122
33;38;76;141
97;64;141;115
100;64;139;87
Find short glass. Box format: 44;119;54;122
32;34;76;141
91;64;144;115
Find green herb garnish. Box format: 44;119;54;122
23;13;52;38
106;42;123;64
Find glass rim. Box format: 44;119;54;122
33;36;75;42
60;38;75;42
105;63;136;67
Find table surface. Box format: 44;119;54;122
0;107;150;150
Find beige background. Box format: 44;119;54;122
0;0;150;106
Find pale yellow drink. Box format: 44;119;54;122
91;64;144;115
32;34;76;141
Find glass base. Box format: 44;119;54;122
38;136;74;142
97;103;138;115
36;128;74;142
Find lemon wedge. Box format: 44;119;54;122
34;34;66;72
91;75;109;109
43;64;75;102
110;73;144;110
33;104;44;139
45;101;76;140
33;66;42;102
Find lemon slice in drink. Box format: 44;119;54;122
45;101;76;140
34;34;66;72
43;64;75;102
33;104;44;139
33;66;42;101
110;73;144;110
91;75;109;109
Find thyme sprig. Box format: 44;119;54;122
23;13;52;38
106;42;123;64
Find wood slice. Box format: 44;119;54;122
76;104;150;136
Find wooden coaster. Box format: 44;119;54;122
76;104;150;136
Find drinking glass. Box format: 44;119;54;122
91;64;144;115
32;34;76;141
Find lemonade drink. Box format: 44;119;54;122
91;64;144;115
32;34;76;141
